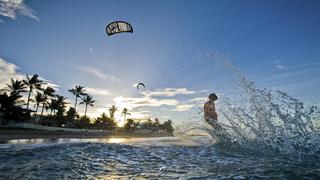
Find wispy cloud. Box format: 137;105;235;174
272;56;285;70
142;88;208;97
113;87;208;116
189;97;207;102
86;87;111;96
77;66;121;83
0;58;24;88
114;95;179;110
258;62;320;87
173;104;194;112
276;64;285;70
0;0;39;21
38;77;60;91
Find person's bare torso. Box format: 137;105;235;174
204;101;217;120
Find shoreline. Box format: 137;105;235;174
0;128;174;142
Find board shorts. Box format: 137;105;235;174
205;118;221;130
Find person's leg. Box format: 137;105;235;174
207;118;222;130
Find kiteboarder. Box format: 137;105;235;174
204;93;221;130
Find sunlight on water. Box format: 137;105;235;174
107;138;128;144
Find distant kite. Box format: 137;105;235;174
106;21;133;36
136;83;145;90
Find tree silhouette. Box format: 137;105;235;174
121;108;131;126
68;85;86;111
162;119;174;134
23;74;44;111
95;112;117;130
40;87;55;118
124;118;139;132
80;95;95;117
0;79;27;96
33;92;44;116
54;95;68;116
108;105;117;120
0;79;27;106
48;98;58;116
66;107;77;127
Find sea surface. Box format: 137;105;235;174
0;137;319;179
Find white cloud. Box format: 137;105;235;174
0;0;39;21
272;56;285;70
0;58;24;88
0;58;59;90
173;104;195;112
114;95;178;110
89;48;93;53
38;77;60;90
132;83;139;88
276;64;285;70
85;87;111;96
142;88;208;97
189;97;207;102
112;88;208;119
129;110;150;119
77;66;121;83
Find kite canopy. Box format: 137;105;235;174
106;21;133;36
136;83;145;90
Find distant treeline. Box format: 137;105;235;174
0;74;174;134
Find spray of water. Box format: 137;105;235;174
179;50;320;155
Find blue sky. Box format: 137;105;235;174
0;0;319;125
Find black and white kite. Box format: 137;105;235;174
106;21;133;36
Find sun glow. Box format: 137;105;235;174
107;138;127;144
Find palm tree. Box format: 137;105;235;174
23;74;44;111
55;95;68;117
40;87;55;117
33;92;44;116
0;79;27;106
48;98;58;116
51;95;68;126
0;79;27;96
32;92;45;124
121;108;131;126
68;85;86;111
108;105;117;120
80;95;95;117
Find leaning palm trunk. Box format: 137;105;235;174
40;102;45;118
84;104;88;117
26;89;32;110
34;104;39;124
35;105;39;115
74;96;78;110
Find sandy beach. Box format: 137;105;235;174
0;128;173;142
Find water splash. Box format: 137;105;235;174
184;50;320;155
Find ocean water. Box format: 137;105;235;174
0;137;319;179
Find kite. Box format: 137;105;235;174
136;83;145;90
106;21;133;36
